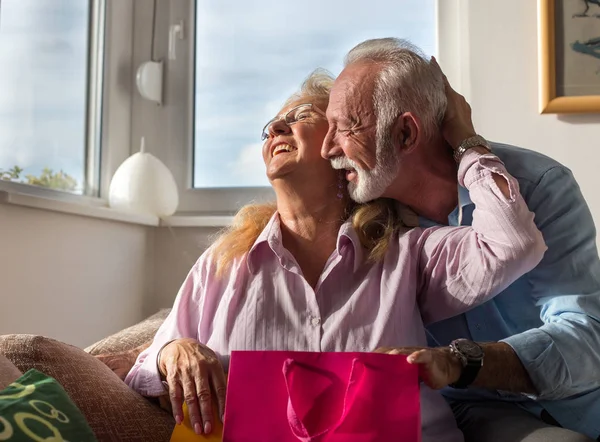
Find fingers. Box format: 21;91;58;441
375;347;421;356
407;349;433;365
430;56;457;97
167;374;184;425
195;368;214;435
430;56;448;82
211;365;228;423
182;373;204;435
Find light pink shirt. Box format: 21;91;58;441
126;151;546;441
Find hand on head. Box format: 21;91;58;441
159;338;227;436
430;56;477;150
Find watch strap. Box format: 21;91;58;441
449;358;482;389
453;135;491;163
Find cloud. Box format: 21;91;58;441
226;142;269;187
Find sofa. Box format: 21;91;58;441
0;309;174;442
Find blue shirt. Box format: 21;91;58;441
423;143;600;439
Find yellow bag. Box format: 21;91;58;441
170;402;223;442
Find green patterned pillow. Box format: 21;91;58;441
0;369;97;441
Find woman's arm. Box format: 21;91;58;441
124;252;227;437
418;149;546;324
124;261;204;396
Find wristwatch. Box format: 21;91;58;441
449;338;484;389
453;135;491;163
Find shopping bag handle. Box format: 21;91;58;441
282;357;366;442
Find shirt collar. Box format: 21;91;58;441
400;185;474;228
246;213;282;274
336;220;364;273
246;213;365;274
453;184;474;226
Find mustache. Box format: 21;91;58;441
330;156;360;171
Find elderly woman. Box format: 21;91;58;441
125;68;545;441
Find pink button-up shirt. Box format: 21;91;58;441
126;151;546;441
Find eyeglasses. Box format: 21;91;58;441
261;103;326;141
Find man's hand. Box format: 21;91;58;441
159;338;226;437
430;56;477;150
375;346;462;390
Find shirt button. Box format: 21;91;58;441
311;317;321;327
475;324;482;330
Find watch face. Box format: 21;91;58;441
455;339;484;360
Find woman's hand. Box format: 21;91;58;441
375;346;462;390
0;353;22;390
96;342;151;380
159;338;227;436
430;56;477;151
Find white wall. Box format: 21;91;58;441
0;204;153;348
465;0;600;231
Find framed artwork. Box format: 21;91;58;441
538;0;600;113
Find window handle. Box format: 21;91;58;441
169;20;185;61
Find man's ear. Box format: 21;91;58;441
392;112;421;153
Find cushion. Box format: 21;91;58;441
0;369;98;441
0;334;174;442
85;308;171;355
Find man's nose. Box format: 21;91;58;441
321;130;343;159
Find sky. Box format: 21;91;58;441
193;0;436;188
0;0;436;192
0;0;89;192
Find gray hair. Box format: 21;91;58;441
344;38;446;141
283;68;335;109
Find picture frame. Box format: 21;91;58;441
538;0;600;114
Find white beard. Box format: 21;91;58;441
330;139;399;203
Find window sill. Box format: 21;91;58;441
0;190;160;227
0;189;235;228
159;215;234;227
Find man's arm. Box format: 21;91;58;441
471;342;535;394
376;342;536;394
383;165;600;398
498;165;600;399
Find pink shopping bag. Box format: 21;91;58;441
223;351;421;442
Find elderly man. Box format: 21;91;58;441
321;38;600;442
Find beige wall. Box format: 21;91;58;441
150;227;217;312
0;204;153;348
465;0;600;233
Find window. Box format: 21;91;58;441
0;0;103;196
192;0;437;189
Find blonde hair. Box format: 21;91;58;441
282;67;335;109
212;69;404;276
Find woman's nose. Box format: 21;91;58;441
269;119;292;137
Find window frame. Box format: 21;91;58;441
134;0;464;215
0;0;133;205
